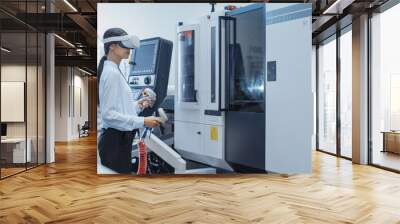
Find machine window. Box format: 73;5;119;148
229;8;265;113
178;30;196;102
211;26;216;103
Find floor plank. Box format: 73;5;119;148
1;135;400;223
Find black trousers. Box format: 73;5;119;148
98;128;135;174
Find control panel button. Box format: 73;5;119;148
144;76;152;85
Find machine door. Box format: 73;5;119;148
203;15;228;115
177;25;200;109
264;4;313;173
224;5;266;171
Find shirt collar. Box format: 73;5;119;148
104;60;119;68
104;60;128;82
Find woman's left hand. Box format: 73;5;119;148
138;88;156;109
138;97;155;109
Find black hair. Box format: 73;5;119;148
97;28;129;104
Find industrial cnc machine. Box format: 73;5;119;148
174;3;313;173
124;3;313;174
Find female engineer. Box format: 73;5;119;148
97;28;160;173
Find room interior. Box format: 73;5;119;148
0;0;400;223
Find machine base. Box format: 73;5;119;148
227;162;268;174
176;149;234;172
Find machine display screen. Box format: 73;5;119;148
131;43;157;75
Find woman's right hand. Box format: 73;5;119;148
144;116;161;128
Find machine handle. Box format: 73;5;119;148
194;89;198;102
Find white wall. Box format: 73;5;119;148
75;74;89;122
71;73;89;138
55;67;68;141
97;3;250;94
55;67;89;141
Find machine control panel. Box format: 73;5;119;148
128;37;173;116
128;75;155;87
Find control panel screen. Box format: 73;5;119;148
131;43;157;75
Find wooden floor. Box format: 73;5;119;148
1;167;26;178
1;164;44;178
1;135;400;223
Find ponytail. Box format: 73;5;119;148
97;55;107;105
98;55;107;86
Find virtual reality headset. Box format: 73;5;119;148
102;35;140;49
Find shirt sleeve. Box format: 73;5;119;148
132;101;143;114
100;71;144;130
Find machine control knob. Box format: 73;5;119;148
144;76;151;85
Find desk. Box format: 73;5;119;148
1;138;31;164
382;131;400;154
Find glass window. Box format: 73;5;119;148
371;3;400;171
211;26;216;103
0;1;46;179
229;8;265;113
1;30;28;177
178;30;196;103
318;36;337;154
27;31;39;169
340;28;352;158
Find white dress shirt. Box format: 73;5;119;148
99;60;144;131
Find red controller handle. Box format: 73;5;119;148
137;140;147;175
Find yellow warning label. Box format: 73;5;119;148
210;126;218;141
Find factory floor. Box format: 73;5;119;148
0;135;400;223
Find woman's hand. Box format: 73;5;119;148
138;88;156;109
138;98;154;109
144;116;161;128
